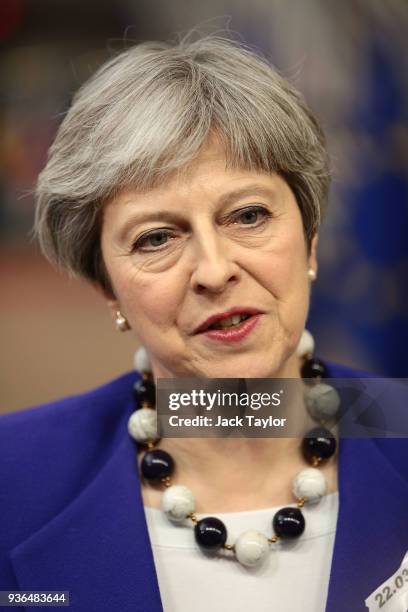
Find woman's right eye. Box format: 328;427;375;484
131;229;173;253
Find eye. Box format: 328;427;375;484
131;229;173;253
230;205;272;226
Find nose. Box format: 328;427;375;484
189;228;240;294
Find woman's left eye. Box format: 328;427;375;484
230;206;272;226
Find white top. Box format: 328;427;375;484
144;492;339;612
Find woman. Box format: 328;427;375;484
1;36;407;612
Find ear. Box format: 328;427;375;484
308;233;319;277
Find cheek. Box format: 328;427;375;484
114;266;184;330
249;229;308;298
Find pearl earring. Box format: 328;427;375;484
307;269;317;281
115;311;131;332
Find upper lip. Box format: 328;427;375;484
194;307;263;334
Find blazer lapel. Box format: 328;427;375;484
325;436;408;611
10;433;164;612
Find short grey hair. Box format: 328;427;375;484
35;35;330;294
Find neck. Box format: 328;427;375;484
139;353;339;513
141;435;338;513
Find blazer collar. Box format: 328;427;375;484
10;414;408;611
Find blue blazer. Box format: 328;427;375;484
1;363;407;611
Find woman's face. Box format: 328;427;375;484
101;140;318;379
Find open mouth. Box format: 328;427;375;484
195;311;262;343
206;313;252;331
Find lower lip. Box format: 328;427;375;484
199;315;262;343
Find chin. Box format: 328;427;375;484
152;344;293;379
205;354;287;379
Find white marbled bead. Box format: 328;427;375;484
127;408;159;443
296;329;315;357
292;467;327;503
306;383;341;421
133;346;151;373
161;485;195;522
234;530;270;567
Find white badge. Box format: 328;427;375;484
365;551;408;611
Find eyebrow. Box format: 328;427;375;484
115;184;277;242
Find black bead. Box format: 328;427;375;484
141;449;174;481
302;426;337;463
273;507;305;539
301;358;328;381
194;517;227;552
133;377;156;406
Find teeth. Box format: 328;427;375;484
210;314;249;330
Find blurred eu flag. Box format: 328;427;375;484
309;40;408;376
